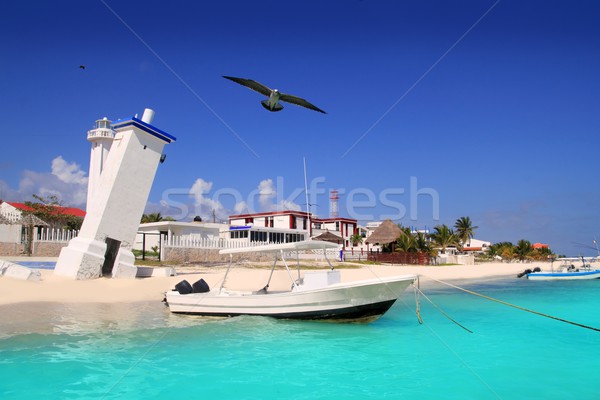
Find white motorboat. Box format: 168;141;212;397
524;257;600;281
164;240;417;322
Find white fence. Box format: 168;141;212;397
163;235;343;254
0;210;21;224
34;227;79;243
164;235;270;250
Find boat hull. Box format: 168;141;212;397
165;275;416;321
527;270;600;280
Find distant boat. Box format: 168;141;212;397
523;257;600;280
164;240;417;322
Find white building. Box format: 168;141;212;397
135;220;225;253
227;210;309;244
227;211;358;248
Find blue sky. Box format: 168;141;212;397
1;0;599;256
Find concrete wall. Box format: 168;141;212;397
0;224;21;243
0;242;24;256
0;241;67;257
163;247;275;264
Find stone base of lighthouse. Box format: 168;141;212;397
54;237;139;280
54;237;106;279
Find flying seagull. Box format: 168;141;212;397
223;76;326;114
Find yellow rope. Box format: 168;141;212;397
414;285;473;333
425;276;600;333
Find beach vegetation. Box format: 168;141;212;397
429;224;457;254
141;212;176;223
24;194;83;230
515;239;533;261
454;216;478;248
483;241;555;262
351;233;363;247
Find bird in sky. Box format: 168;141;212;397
223;76;326;114
79;65;86;70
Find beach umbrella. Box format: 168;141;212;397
314;231;342;244
365;219;403;245
20;214;50;227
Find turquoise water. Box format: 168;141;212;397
1;278;599;399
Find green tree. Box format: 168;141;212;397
140;212;175;223
395;231;416;252
515;239;533;261
429;224;457;254
454;216;478;248
351;233;363;247
24;194;83;230
415;231;435;256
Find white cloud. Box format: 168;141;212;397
190;178;213;198
258;179;276;210
234;201;248;214
10;156;88;207
51;156;88;185
189;178;227;220
279;199;302;211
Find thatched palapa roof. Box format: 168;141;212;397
313;231;342;244
20;214;50;227
365;219;402;245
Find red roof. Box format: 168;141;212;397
532;243;549;249
6;202;86;218
462;247;483;252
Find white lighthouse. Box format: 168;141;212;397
55;108;176;279
86;117;115;211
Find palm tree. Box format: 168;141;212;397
395;233;416;252
141;212;163;223
414;231;435;256
351;233;363;247
454;216;478;248
515;239;533;261
429;224;457;254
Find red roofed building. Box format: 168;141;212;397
0;200;86;222
532;242;549;249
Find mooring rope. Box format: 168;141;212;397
413;276;424;324
413;285;473;333
425;276;600;333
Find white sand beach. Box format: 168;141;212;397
0;261;549;306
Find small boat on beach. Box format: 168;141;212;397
164;240;417;322
523;257;600;281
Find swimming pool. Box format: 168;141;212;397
15;261;56;270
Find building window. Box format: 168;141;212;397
251;231;267;242
269;232;284;243
230;230;249;239
335;221;339;231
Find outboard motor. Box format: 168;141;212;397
174;280;193;295
532;267;541;273
517;268;532;278
192;278;210;293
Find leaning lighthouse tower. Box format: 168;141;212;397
86;117;115;211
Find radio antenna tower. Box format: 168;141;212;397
329;189;339;218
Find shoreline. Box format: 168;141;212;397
0;261;550;306
0;260;580;338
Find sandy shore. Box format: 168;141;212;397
0;261;554;306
